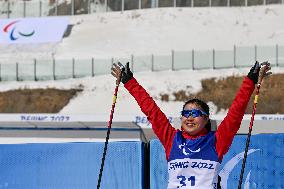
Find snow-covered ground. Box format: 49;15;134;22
1;5;284;116
54;5;284;59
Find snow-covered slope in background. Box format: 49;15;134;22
1;5;284;60
0;5;284;116
54;5;284;59
59;66;284;116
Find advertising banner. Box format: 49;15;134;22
0;17;69;44
150;134;284;189
219;134;284;189
0;142;144;189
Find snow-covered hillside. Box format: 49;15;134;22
0;5;284;116
1;5;284;60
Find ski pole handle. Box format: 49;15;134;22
109;68;124;128
257;62;271;86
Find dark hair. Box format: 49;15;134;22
182;98;211;131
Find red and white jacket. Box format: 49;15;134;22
125;77;255;188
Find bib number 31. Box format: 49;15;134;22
177;175;195;188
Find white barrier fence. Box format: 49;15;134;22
0;44;283;82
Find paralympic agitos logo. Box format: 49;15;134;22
3;20;35;41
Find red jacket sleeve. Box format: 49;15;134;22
124;77;177;160
215;77;255;160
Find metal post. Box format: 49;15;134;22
213;49;215;69
71;0;75;15
121;0;124;13
157;0;159;8
150;0;154;8
227;0;230;7
192;49;195;70
151;54;154;71
16;63;19;81
56;0;58;16
23;0;26;17
53;59;56;80
34;59;37;81
0;64;2;81
209;0;212;7
276;44;279;67
72;58;75;78
88;0;91;14
233;45;236;68
92;58;94;77
39;1;42;17
139;0;141;9
191;0;194;7
245;0;248;6
263;0;266;5
172;50;175;71
105;0;108;12
173;0;176;7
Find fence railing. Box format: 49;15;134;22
0;44;283;82
0;0;283;18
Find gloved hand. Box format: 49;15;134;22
247;61;261;84
111;62;133;84
247;61;272;84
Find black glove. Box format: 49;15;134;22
247;61;261;84
118;62;133;84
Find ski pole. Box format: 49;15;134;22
237;63;269;189
97;67;124;189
